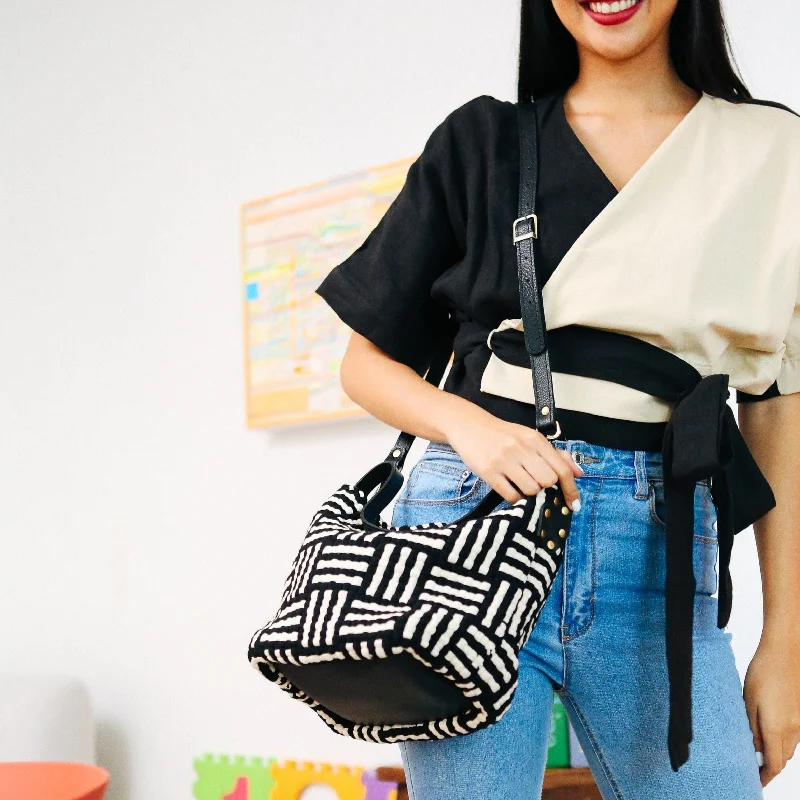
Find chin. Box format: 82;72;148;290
553;0;677;60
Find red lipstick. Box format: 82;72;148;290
580;0;643;26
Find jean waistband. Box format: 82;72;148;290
425;438;710;487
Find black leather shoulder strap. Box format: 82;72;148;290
515;100;560;439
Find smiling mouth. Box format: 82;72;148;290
579;0;644;25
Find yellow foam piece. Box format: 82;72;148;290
269;760;366;800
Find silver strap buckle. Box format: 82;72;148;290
512;213;538;243
544;420;561;440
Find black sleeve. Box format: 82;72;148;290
315;104;468;375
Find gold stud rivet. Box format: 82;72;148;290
544;509;551;518
547;540;555;550
392;449;401;457
541;406;550;415
553;496;559;505
562;506;570;515
558;528;567;538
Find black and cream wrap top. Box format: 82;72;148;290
316;88;800;770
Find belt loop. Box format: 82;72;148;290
634;450;649;499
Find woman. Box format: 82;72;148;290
315;0;800;797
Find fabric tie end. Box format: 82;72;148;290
668;734;691;772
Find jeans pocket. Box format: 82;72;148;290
648;478;719;596
391;446;503;527
648;478;717;537
403;448;489;506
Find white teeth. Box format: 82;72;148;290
588;0;639;13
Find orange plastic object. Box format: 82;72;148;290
0;762;109;800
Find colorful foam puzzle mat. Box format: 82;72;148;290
193;755;398;800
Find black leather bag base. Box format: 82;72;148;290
277;652;470;726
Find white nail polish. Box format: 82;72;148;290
571;498;581;513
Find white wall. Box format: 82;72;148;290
0;2;797;798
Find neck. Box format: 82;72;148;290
566;36;700;116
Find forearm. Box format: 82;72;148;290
339;331;584;508
339;331;494;445
738;394;800;643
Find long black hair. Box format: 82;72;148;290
518;0;751;103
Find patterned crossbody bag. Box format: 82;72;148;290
247;98;573;743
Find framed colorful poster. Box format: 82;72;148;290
241;155;416;428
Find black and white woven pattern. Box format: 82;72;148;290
248;479;569;743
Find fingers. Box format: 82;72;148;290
747;704;763;771
490;474;527;505
785;731;800;769
744;684;800;788
760;728;784;787
559;448;586;478
553;449;584;509
761;728;800;787
506;461;546;498
480;426;585;507
783;732;800;775
747;705;764;786
750;704;778;788
526;446;583;510
503;449;584;512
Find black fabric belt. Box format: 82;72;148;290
473;321;777;769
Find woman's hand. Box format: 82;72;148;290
338;333;583;508
743;633;800;787
442;405;584;510
738;395;800;787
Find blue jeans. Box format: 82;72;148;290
389;438;763;800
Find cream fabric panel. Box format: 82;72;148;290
485;94;800;402
480;353;675;422
777;260;800;395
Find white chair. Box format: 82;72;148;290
0;675;95;763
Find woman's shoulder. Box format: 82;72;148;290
433;94;518;149
704;93;800;182
443;93;517;123
710;92;800;146
416;94;517;174
421;94;523;180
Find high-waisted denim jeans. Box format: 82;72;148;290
389;437;763;800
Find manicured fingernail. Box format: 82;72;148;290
571;498;581;513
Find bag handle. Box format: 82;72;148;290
358;97;560;525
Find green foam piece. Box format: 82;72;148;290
193;754;276;800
